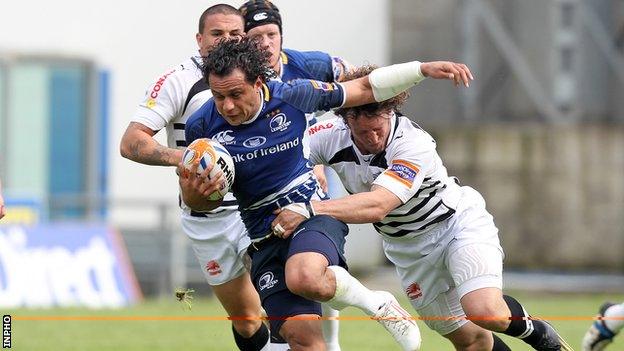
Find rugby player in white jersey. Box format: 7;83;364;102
272;65;574;351
582;301;624;350
120;5;271;351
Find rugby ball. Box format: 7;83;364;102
182;138;235;200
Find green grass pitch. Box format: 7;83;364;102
5;291;622;350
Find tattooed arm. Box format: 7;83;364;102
120;122;183;167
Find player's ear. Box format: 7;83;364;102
253;77;263;91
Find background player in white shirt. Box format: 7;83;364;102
272;65;574;351
119;5;271;351
583;301;624;351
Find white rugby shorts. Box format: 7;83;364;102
382;186;504;335
181;210;250;286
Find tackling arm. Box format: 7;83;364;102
120;122;183;166
272;185;402;238
312;185;402;223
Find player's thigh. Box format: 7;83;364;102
186;222;249;285
212;271;262;317
415;286;469;335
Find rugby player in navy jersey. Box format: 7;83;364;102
180;37;472;351
238;2;353;347
120;6;273;351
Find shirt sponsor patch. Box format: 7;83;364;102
307;122;334;135
385;160;419;187
309;80;336;91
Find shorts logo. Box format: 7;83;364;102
205;260;222;276
253;12;268;21
243;136;267;148
385;160;419;188
213;130;235;145
269;113;291;133
406;283;422;300
309;80;336;91
258;271;278;291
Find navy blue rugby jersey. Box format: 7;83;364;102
281;49;334;83
185;79;345;239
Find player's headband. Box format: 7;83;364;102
239;0;282;34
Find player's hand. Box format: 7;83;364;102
178;161;224;210
420;61;474;87
271;208;307;239
313;165;328;193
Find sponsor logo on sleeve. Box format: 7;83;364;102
385;160;419;187
146;69;175;109
309;80;336;91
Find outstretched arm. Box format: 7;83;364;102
120;122;183;166
342;61;474;107
271;185;402;238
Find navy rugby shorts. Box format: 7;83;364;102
247;215;349;335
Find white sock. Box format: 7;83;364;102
325;265;385;316
604;303;624;333
322;304;341;351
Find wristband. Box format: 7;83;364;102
369;61;425;102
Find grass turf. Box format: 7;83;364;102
5;291;622;350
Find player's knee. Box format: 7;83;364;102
231;318;263;338
464;301;509;331
285;266;323;299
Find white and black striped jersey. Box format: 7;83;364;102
307;113;462;238
131;55;237;213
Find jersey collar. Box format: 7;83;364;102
277;51;288;78
386;111;398;146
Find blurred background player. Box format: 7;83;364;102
582;302;624;351
273;65;574;351
119;5;271;351
178;37;465;351
238;0;353;348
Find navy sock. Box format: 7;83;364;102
492;334;512;351
232;323;270;351
502;295;548;347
